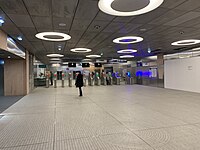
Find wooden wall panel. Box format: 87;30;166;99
4;59;27;96
0;30;7;50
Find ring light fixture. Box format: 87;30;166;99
50;58;61;61
113;36;143;44
98;0;164;16
120;55;135;58
117;49;137;53
82;59;92;62
171;39;200;46
86;55;101;58
47;54;64;57
35;32;71;41
70;48;92;53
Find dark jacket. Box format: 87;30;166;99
75;74;83;87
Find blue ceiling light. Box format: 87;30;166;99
0;18;5;26
148;48;151;53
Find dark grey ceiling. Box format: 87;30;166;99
1;0;200;63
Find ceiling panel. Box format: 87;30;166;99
161;0;187;9
149;9;187;25
23;0;51;17
52;0;78;18
175;0;200;11
94;11;115;21
19;27;39;42
74;0;99;20
0;0;28;15
87;20;110;32
52;17;72;31
32;16;52;30
8;14;34;28
164;11;200;26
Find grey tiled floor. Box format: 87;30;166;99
0;85;200;149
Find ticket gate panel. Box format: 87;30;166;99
69;78;72;87
54;79;57;88
62;79;64;88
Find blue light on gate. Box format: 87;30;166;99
0;59;4;65
126;72;131;77
136;71;152;77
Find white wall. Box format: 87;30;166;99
164;57;200;93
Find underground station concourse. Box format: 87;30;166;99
1;0;200;149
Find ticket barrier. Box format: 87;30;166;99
84;78;87;87
95;77;101;86
114;77;121;85
88;77;94;86
54;73;57;88
126;77;134;85
112;72;121;85
109;76;113;85
101;73;107;86
54;79;57;88
62;79;64;88
68;73;73;87
95;72;101;86
83;74;87;87
88;73;94;86
61;73;65;88
46;78;49;88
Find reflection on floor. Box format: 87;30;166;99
0;85;200;149
0;96;23;113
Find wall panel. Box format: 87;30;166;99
4;59;26;96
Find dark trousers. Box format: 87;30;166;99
79;87;83;96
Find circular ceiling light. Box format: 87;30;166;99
86;55;101;58
50;58;61;61
35;32;71;42
47;54;64;57
82;59;92;62
98;0;164;16
113;36;143;44
70;48;92;53
171;39;200;46
117;49;137;53
120;55;135;58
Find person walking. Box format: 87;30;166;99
75;72;83;96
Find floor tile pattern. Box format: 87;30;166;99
0;84;200;149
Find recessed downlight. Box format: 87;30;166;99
117;49;137;53
47;54;64;57
70;48;92;53
86;55;101;58
171;39;200;46
35;32;71;42
113;36;143;44
98;0;164;16
120;55;135;58
17;36;23;41
59;23;66;27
